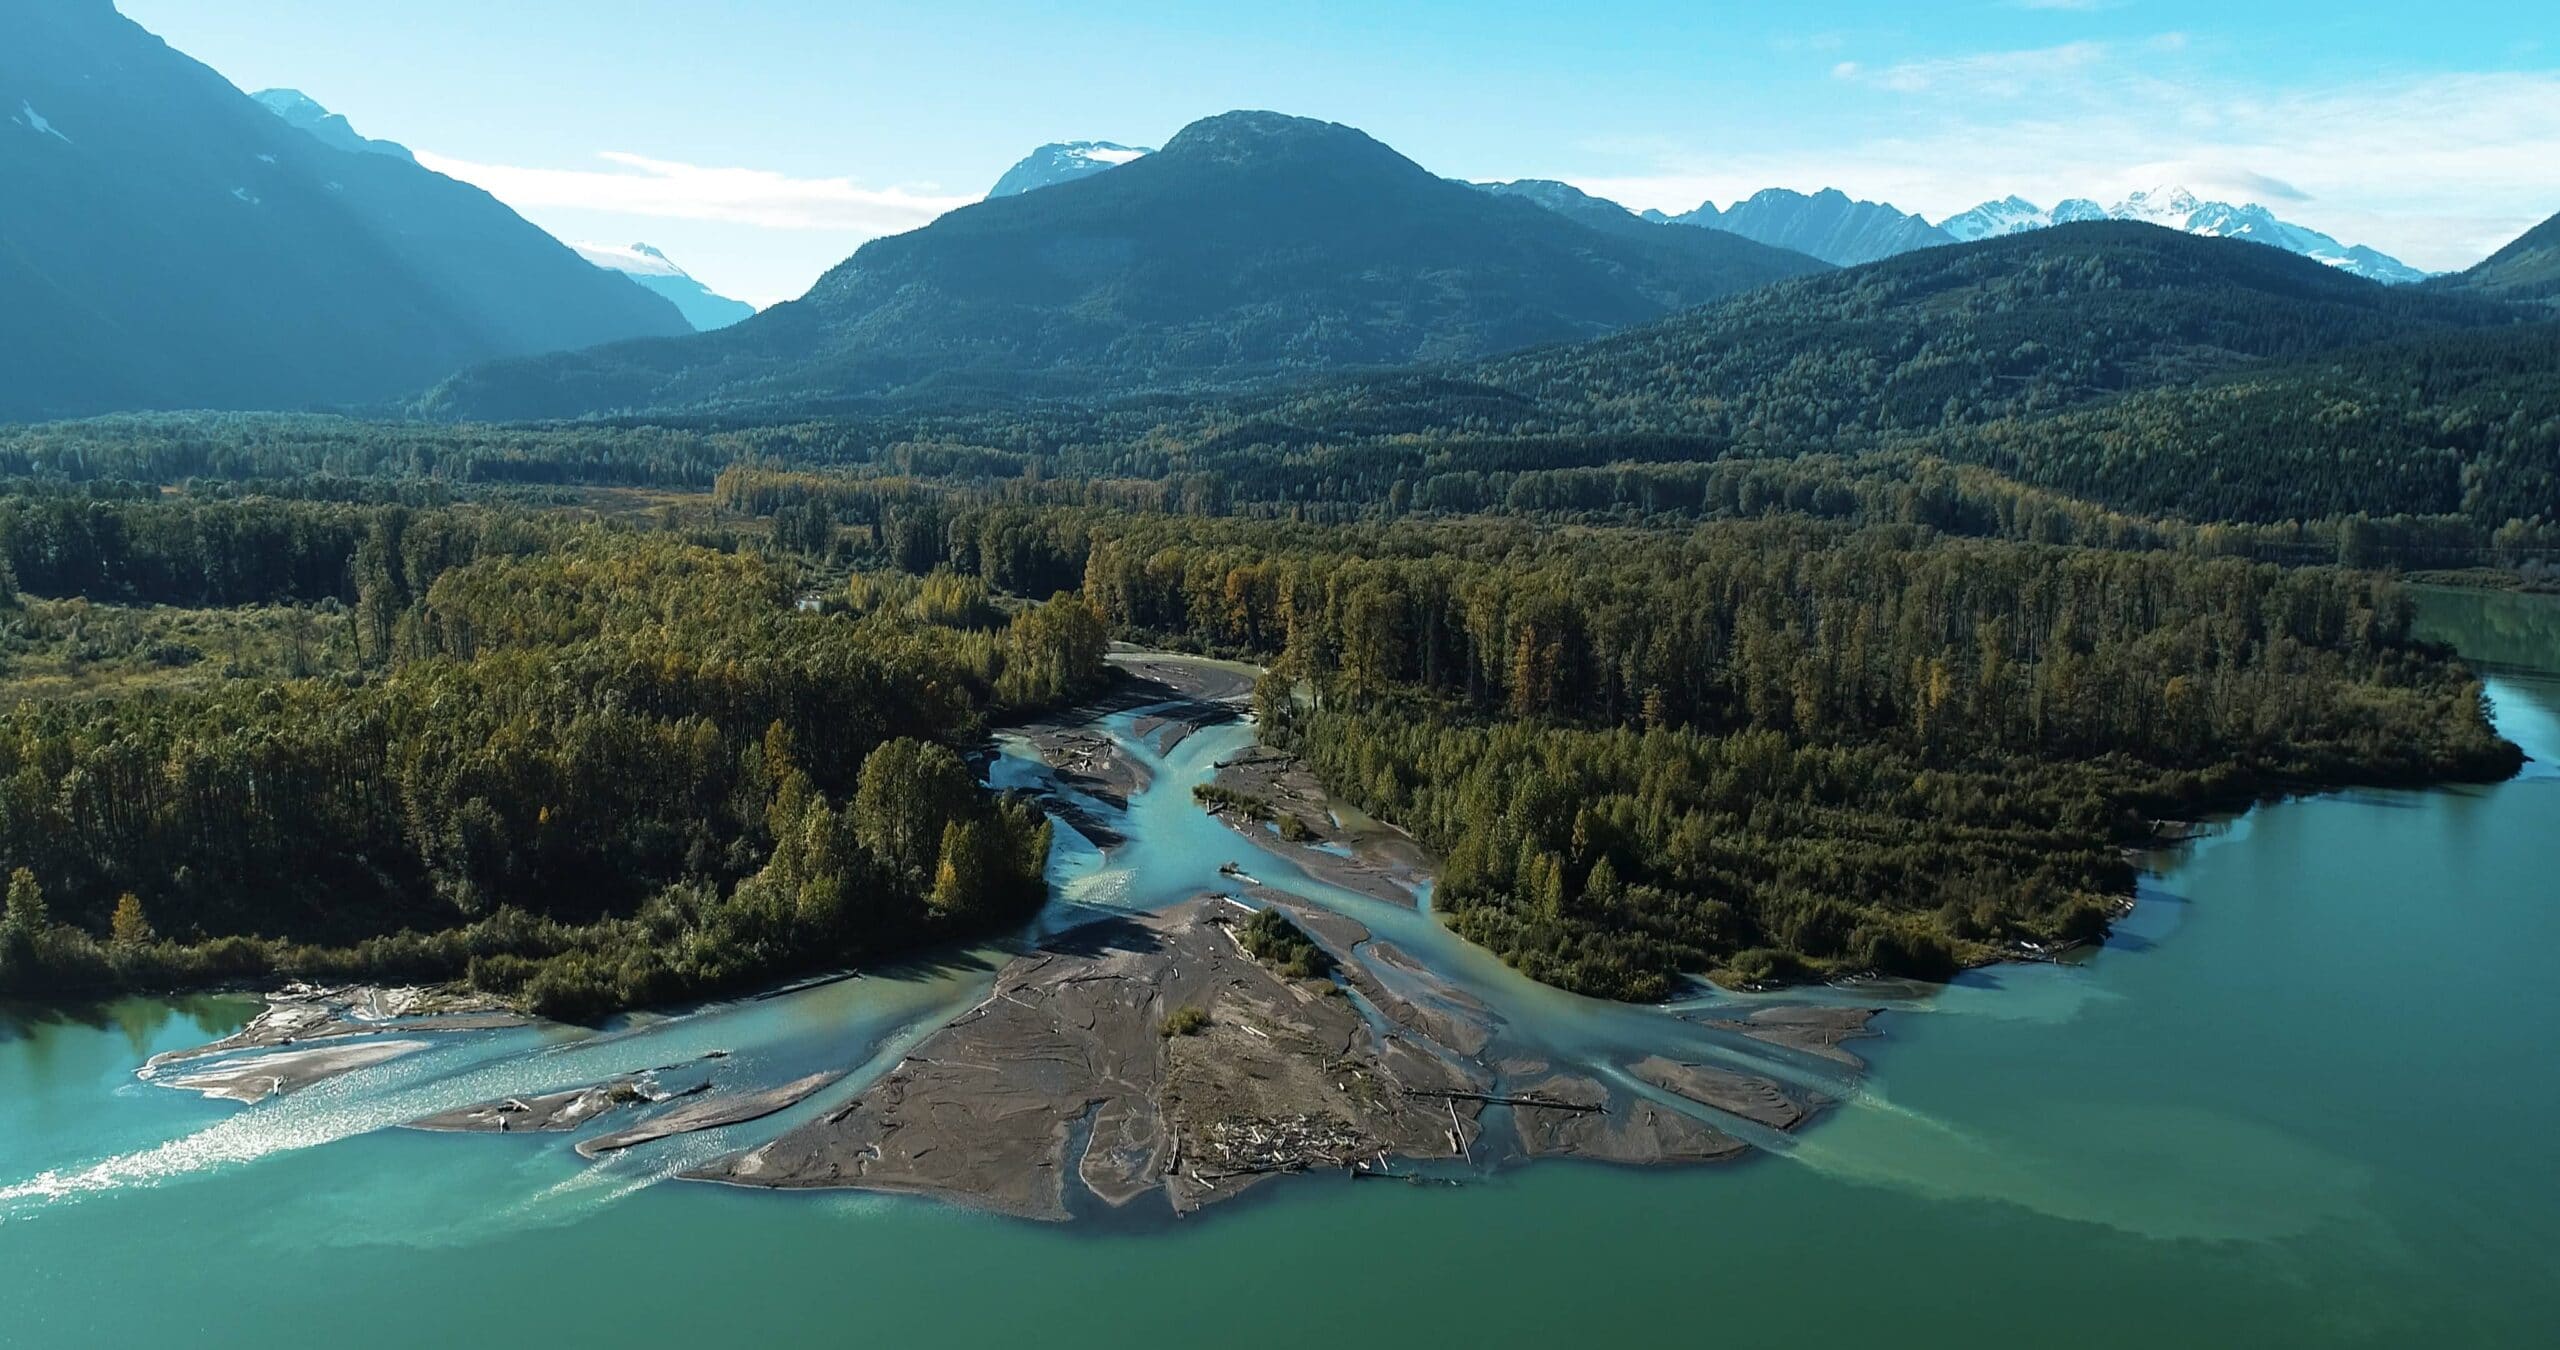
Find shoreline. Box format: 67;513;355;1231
96;642;2533;1228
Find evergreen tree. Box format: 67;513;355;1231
109;893;153;948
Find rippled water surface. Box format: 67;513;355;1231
4;589;2555;1348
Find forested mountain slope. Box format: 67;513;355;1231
2434;210;2560;309
421;111;1829;421
1475;222;2517;442
1930;323;2560;528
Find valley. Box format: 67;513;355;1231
2;4;2556;1344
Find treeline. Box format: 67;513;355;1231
9;330;2556;580
0;524;1113;1018
1084;518;2494;760
0;414;735;488
0;496;375;607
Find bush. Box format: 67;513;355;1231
1238;907;1332;980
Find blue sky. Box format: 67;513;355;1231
122;0;2560;306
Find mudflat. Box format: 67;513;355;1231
685;897;1482;1219
161;1039;435;1104
141;984;528;1103
1697;1006;1881;1068
684;887;1867;1220
577;1071;844;1158
405;1052;734;1134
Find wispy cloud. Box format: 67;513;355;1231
1833;40;2114;96
1834;32;2188;98
412;150;975;234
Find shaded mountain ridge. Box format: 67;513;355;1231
0;0;689;423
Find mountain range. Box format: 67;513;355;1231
0;0;688;422
992;136;2422;285
573;243;758;331
424;111;1831;420
2;2;2544;435
426;115;2559;425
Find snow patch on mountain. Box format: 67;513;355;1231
15;100;71;143
251;89;413;161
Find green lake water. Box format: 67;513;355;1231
3;588;2556;1348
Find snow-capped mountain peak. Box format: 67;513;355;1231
574;242;689;279
572;242;757;332
2112;185;2205;225
1937;195;2051;241
987;140;1155;198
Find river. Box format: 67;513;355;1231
2;587;2554;1347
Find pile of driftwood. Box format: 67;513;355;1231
1196;1113;1369;1176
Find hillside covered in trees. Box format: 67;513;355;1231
420;111;1827;421
2434;209;2560;309
2;206;2553;1013
1472;222;2518;439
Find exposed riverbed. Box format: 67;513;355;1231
3;590;2555;1346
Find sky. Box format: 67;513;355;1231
120;0;2560;308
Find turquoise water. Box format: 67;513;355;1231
4;592;2556;1347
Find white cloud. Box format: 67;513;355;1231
1570;63;2560;272
413;149;975;234
1835;40;2113;96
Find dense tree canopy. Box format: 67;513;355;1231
0;219;2546;1011
0;514;1102;1017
